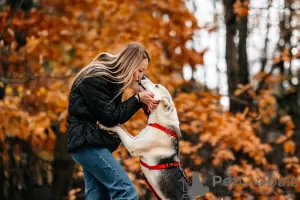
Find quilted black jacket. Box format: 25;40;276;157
66;75;143;153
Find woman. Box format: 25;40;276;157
67;43;159;200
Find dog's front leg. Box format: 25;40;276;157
98;124;140;156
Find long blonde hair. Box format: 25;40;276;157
71;42;150;103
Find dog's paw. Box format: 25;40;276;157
96;121;116;133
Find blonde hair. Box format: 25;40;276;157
71;42;150;103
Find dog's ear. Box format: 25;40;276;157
162;96;171;109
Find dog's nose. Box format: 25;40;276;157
141;76;146;80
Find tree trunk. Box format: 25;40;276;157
237;2;251;111
0;141;4;200
224;0;240;112
52;121;74;200
260;0;272;72
237;15;249;85
224;0;251;112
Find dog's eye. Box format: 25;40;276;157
155;85;159;88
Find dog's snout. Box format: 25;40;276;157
141;76;146;80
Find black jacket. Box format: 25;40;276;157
67;75;143;152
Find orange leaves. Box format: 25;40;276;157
228;162;278;196
212;149;235;166
283;156;299;171
199;133;219;147
174;89;284;171
0;128;4;143
281;49;291;61
2;1;201;159
0;98;56;159
260;144;272;154
190;120;203;133
60;120;68;134
274;115;295;146
258;89;277;124
2;1;298;198
26;36;40;53
283;140;295;155
188;49;206;66
233;0;249;17
234;83;252;96
179;141;193;154
280;115;295;137
273;48;292;64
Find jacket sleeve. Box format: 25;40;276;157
79;76;143;127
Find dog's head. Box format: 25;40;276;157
139;76;181;137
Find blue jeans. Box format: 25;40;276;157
71;143;139;200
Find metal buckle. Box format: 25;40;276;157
166;162;174;168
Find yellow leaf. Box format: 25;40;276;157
5;87;12;95
37;150;54;161
39;87;47;95
26;36;40;53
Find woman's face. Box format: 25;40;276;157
132;58;148;84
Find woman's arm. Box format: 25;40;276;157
79;76;143;127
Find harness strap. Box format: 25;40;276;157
142;174;162;200
140;159;180;170
140;117;180;198
149;123;178;138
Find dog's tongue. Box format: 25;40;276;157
142;104;151;116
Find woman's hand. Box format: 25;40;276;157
136;91;160;111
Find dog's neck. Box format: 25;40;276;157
147;109;181;137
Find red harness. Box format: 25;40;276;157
140;123;180;200
140;123;179;169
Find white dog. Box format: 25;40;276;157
99;76;193;200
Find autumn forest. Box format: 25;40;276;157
0;0;300;199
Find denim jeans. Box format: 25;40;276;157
71;143;139;200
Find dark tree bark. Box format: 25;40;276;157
0;139;4;200
224;0;251;113
237;15;249;85
0;83;5;100
260;0;272;72
237;1;252;111
224;0;239;112
52;121;74;200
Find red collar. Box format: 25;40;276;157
149;123;178;138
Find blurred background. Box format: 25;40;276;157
0;0;300;199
